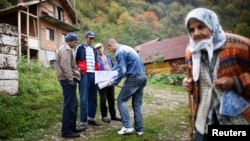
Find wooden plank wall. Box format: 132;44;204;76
145;61;171;74
144;59;186;75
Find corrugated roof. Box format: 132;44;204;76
135;38;161;52
0;0;43;16
0;0;79;24
138;35;189;64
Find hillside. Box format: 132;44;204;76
0;0;249;47
69;0;250;47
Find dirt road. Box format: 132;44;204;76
40;86;189;141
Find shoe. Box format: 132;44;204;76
117;127;134;135
61;132;80;138
102;117;111;123
111;117;121;121
74;125;87;132
88;120;101;126
136;132;144;136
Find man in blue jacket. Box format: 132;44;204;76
105;39;147;136
95;43;121;123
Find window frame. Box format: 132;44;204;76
46;28;55;41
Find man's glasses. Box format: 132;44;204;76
89;37;95;40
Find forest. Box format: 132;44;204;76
0;0;249;47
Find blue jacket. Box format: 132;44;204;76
75;43;100;74
98;54;115;70
112;44;145;85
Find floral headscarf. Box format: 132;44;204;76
185;8;226;81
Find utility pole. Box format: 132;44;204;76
73;0;78;25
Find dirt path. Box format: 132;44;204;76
39;86;189;141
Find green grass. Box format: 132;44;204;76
0;60;189;140
84;106;188;141
0;60;62;140
146;79;186;93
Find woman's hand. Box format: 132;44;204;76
182;77;193;92
214;77;234;90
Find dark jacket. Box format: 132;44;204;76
56;43;80;85
75;43;100;74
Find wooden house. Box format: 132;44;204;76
136;35;189;74
0;0;79;67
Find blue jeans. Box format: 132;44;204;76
60;80;78;135
117;74;147;132
79;73;98;124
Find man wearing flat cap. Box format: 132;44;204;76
75;31;101;128
56;32;85;138
95;43;121;123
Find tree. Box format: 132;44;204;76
147;3;165;19
234;23;250;38
0;0;11;9
222;3;238;30
117;12;132;26
135;11;159;31
107;2;126;24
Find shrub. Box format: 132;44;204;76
148;73;186;86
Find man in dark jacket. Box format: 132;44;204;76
75;31;101;128
56;32;85;138
95;43;121;123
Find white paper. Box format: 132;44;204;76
95;71;118;84
98;81;110;89
95;71;118;89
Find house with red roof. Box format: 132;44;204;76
136;35;189;74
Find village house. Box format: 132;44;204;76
135;35;189;75
0;0;79;67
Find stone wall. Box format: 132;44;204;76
0;23;18;95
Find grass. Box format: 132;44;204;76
0;60;62;140
0;60;189;140
84;106;188;141
146;80;186;93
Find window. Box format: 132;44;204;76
46;28;54;41
62;34;66;43
56;7;64;21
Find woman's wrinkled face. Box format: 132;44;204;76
188;18;212;43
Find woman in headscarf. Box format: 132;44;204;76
182;8;250;141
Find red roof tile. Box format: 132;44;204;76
137;35;189;63
135;38;160;52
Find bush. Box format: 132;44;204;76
148;73;186;86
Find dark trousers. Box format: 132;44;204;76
60;80;78;135
98;86;116;118
194;131;208;141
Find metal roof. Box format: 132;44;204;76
137;35;189;64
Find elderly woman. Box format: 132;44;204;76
182;8;250;141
